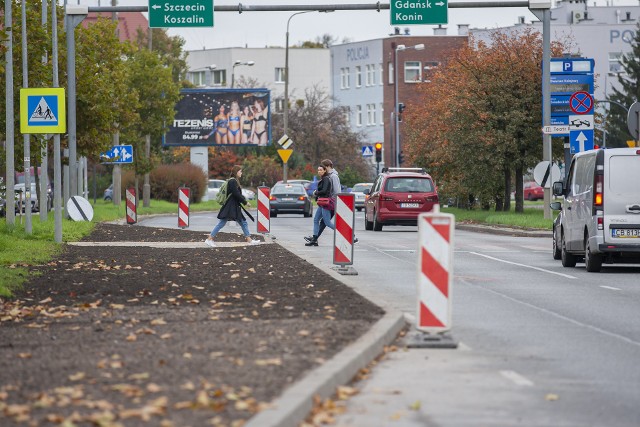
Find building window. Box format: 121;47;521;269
275;67;285;84
367;104;376;125
379;63;384;85
341;67;350;89
356;105;362;126
380;103;384;125
275;98;285;113
609;52;625;73
366;64;375;86
388;62;394;84
423;61;439;83
344;106;351;125
356;66;362;87
404;61;422;82
210;70;226;86
189;71;206;86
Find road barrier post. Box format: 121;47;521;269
332;193;357;275
178;187;189;228
257;186;270;234
126;187;136;224
409;204;457;348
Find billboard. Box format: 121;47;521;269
164;88;271;147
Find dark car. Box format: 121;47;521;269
523;181;544;201
269;183;313;217
364;167;439;231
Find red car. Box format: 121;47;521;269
364;168;439;231
523;181;544;201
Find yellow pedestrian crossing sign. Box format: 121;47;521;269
20;88;66;134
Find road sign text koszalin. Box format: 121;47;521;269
391;0;448;25
148;0;214;28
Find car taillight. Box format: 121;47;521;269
298;196;306;201
269;195;276;201
425;196;438;202
597;216;603;230
594;174;603;207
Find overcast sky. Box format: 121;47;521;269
77;0;636;51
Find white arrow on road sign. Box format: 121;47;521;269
576;131;588;152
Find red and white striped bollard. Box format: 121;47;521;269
257;186;270;234
126;187;136;224
333;193;356;272
178;187;190;228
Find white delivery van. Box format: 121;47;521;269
552;147;640;272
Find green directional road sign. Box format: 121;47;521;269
148;0;214;28
391;0;448;25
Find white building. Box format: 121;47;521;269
185;47;331;115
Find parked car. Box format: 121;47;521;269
208;179;255;201
14;183;45;213
523;181;544;201
104;184;113;201
364;168;439;231
552;147;640;272
269;183;313;217
351;182;373;211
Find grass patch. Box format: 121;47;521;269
442;206;554;230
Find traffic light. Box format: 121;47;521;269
398;151;404;165
398;103;405;114
375;142;383;163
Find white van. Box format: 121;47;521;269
552;147;640;272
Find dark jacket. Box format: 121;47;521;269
315;175;332;200
217;178;247;221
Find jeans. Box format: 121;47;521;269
313;207;335;236
210;219;250;238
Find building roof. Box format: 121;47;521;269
83;12;148;43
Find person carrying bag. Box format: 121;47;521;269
305;165;335;247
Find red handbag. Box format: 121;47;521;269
317;197;335;210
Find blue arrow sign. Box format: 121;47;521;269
569;129;594;154
100;145;133;164
362;145;374;157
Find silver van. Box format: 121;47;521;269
552;147;640;272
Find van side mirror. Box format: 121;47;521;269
550;201;562;210
552;181;564;197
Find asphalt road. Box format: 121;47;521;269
139;210;640;426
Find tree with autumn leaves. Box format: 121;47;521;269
404;29;567;212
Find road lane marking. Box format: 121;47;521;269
459;277;640;348
500;370;534;386
467;252;577;279
600;285;621;291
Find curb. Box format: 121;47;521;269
457;223;552;238
244;311;406;427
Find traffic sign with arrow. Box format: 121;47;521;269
391;0;448;25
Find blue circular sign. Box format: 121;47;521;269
569;91;593;115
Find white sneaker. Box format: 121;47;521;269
249;239;261;245
205;239;216;247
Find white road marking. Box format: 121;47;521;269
458;277;640;348
468;251;577;279
600;285;621;291
500;370;534;386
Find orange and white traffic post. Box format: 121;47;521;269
257;186;270;234
410;204;457;348
178;187;190;228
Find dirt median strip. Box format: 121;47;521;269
0;223;385;426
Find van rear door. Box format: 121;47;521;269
604;149;640;244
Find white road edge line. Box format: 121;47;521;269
500;370;534;387
468;251;577;279
600;285;621;291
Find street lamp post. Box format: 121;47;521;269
393;43;424;167
231;60;254;88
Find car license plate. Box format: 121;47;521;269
612;228;640;238
282;198;294;201
400;203;419;208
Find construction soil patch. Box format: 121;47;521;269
0;223;384;426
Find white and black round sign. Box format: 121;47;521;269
533;161;561;188
67;196;94;222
